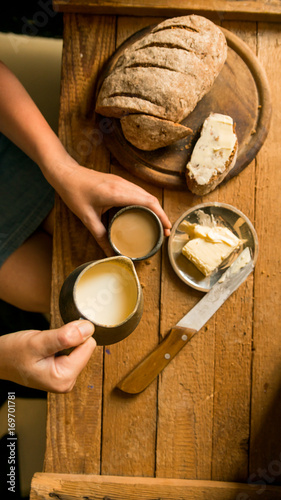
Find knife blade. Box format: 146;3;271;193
116;249;254;394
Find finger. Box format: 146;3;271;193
54;336;97;386
112;183;172;233
108;184;172;234
144;198;172;233
33;320;95;358
86;216;115;256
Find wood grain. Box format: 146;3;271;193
100;16;163;478
42;11;281;500
52;0;281;22
95;25;271;190
155;20;257;483
250;21;281;485
117;326;197;394
30;473;281;500
156;212;215;478
209;21;257;483
44;13;116;474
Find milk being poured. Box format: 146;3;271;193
75;261;138;326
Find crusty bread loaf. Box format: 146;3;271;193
120;114;192;150
95;15;227;150
185;113;238;195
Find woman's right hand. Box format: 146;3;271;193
49;162;172;256
0;320;96;393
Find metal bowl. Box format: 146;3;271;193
168;202;258;292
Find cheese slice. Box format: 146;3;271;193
181;223;241;276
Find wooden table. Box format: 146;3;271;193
30;2;281;498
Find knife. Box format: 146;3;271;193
116;249;254;394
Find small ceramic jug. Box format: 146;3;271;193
59;255;143;345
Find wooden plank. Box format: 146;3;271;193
155;20;258;482
30;473;281;499
100;15;164;477
44;13;116;474
52;0;281;21
209;20;257;483
249;22;281;486
156;184;215;476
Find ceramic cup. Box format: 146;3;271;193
59;255;143;346
108;205;164;261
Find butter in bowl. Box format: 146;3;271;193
180;220;242;277
168;202;258;292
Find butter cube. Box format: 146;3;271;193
181;224;241;276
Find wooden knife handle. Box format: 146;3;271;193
116;326;197;394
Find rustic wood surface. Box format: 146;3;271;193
52;0;281;22
30;473;281;499
40;10;281;500
96;25;272;189
117;326;198;394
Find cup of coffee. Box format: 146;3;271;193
59;255;143;346
108;205;164;261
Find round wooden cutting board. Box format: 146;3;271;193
96;26;272;190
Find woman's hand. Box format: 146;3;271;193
0;320;96;393
52;163;172;256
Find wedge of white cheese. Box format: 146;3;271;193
181;222;242;276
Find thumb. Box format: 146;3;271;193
53;335;97;388
34;320;95;358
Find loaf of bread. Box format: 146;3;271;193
96;15;227;150
185;113;238;195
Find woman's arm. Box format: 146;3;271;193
0;61;171;254
0;60;69;174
